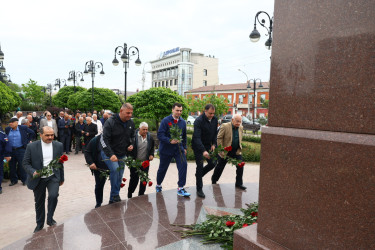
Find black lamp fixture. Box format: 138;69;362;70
43;84;53;106
84;60;104;112
248;78;263;123
55;78;66;90
0;44;4;62
68;70;84;93
112;43;141;101
249;11;274;50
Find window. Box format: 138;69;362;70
238;95;244;104
260;94;266;103
203;69;207;76
162;81;165;87
203;80;207;86
228;95;232;103
166;81;168;87
249;95;253;103
174;79;177;85
170;80;173;86
158;82;160;87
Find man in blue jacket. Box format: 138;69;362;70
58;114;72;154
5;118;35;186
156;103;190;197
0;129;12;194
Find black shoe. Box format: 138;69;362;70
95;204;101;208
235;185;247;190
9;182;18;186
197;189;205;198
34;225;44;233
109;200;114;204
212;181;217;185
75;152;78;154
22;182;26;186
128;193;132;199
113;195;121;202
47;219;57;226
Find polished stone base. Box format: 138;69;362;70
4;183;258;249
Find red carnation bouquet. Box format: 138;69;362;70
209;145;243;167
34;154;68;179
168;119;185;163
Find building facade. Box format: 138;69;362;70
185;82;270;119
150;47;219;95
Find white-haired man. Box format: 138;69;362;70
92;114;103;136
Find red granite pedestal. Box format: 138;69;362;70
234;0;375;249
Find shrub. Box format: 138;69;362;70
132;118;157;132
243;136;261;143
241;146;261;162
186;129;194;135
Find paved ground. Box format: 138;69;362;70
0;152;260;249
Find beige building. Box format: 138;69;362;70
150;47;219;95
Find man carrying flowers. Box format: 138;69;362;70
211;114;247;190
156;103;190;197
23;126;65;233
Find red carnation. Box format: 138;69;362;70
168;122;172;127
226;221;235;227
82;143;85;146
120;183;125;188
122;178;127;182
148;181;153;187
174;119;178;124
242;223;249;228
224;146;232;152
142;160;150;169
252;222;257;225
251;212;258;217
59;154;68;163
142;181;147;186
238;162;245;168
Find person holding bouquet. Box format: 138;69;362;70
156;103;190;197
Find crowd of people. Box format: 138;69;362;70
0;102;247;233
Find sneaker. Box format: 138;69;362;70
156;185;162;193
113;195;121;202
177;188;191;197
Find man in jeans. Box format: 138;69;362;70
100;103;135;204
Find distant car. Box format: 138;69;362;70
220;115;232;124
187;116;196;125
191;115;199;119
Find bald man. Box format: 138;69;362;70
211;114;247;190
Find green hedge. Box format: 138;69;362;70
243;136;261;143
132;118;157;131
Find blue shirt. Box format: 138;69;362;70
8;127;23;148
0;131;12;157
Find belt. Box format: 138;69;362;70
12;146;25;150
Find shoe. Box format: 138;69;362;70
9;182;17;186
212;180;217;184
47;219;57;226
66;152;70;155
128;193;132;199
75;152;78;155
235;185;247;190
197;189;205;198
177;188;191;197
109;200;114;204
22;182;26;186
95;204;101;208
156;185;162;193
34;225;44;233
113;195;121;203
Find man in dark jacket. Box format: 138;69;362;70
84;134;109;208
5;118;35;186
58;114;72;154
192;104;218;198
128;122;155;198
100;103;135;204
83;117;97;149
74;117;85;154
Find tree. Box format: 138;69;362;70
21;79;45;108
6;82;22;92
0;81;22;117
53;86;86;108
66;87;122;113
187;94;229;117
262;99;269;108
127;87;189;131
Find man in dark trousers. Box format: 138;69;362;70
0;129;12;194
5;118;35;186
84;134;109;208
156;103;190;197
58;114;72;155
23;126;65;233
83;117;97;150
128;122;154;198
100;103;134;204
74;117;85;154
192;104;218;198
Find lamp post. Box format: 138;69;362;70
141;61;151;91
55;78;66;90
68;70;84;93
0;44;4;62
0;44;8;84
249;11;274;50
84;60;104;112
43;84;53;107
238;69;250;118
248;79;263;123
112;43;141;101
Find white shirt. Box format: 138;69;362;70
93;119;103;136
41;140;54;178
47;120;53;127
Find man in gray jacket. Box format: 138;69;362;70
23;126;65;233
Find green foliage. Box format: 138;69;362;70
186;129;193;135
66;87;122;112
242;136;261;143
21;79;45;108
261;99;269;108
127;88;189;130
0;81;22;114
132;118;157;132
258;117;267;126
53;86;86;108
241;146;261;162
187;94;229;117
6;82;22;92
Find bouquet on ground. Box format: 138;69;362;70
34;154;68;179
209;145;244;168
168;119;185;162
172;202;258;249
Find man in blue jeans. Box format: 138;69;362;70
99;103;135;204
156;103;190;197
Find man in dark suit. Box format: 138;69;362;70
192;104;218;198
83;117;97;149
5;117;35;186
58;114;72;154
23;126;65;233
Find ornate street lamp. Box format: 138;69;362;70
249;11;274;50
248;79;263;123
0;44;4;62
112;43;141;101
55;78;66;90
43;84;53;107
238;69;251;118
68;70;84;93
84;60;104;112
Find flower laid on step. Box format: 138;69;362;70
34;154;68;179
172;202;258;249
